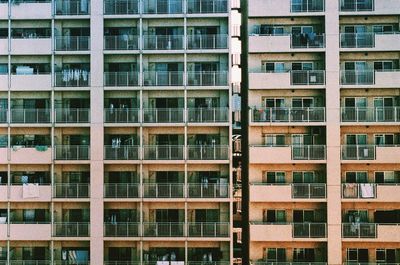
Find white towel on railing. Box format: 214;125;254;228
360;183;374;198
22;183;40;198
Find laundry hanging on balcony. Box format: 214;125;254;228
360;183;375;198
22;183;40;199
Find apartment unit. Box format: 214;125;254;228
0;0;234;264
244;0;400;264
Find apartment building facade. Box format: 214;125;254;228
244;0;400;264
0;0;235;264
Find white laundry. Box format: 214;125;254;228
360;183;375;198
22;183;40;198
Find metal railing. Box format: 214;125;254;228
143;145;184;160
341;107;400;122
10;109;51;123
340;70;374;85
53;261;89;265
104;72;139;87
54;72;90;87
252;262;327;265
342;223;377;238
291;34;325;48
104;35;139;50
54;145;90;160
187;0;228;13
142;35;184;50
291;70;325;85
142;183;184;198
187;71;228;86
53;183;89;198
104;108;140;123
8;261;51;265
340;33;375;48
291;145;326;160
292;183;326;199
187;222;229;237
104;262;141;265
187;108;229;123
252;107;325;123
292;222;326;238
0;109;7;123
142;0;183;14
104;222;140;237
187;183;229;198
103;0;139;14
340;0;374;11
54;36;90;51
341;145;376;160
55;108;90;123
142;222;184;237
143;108;184;123
187;145;229;160
143;71;184;86
104;183;140;198
53;222;90;237
187;34;228;49
290;0;325;12
104;145;140;160
342;183;377;199
54;0;90;15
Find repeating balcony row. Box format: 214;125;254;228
0;108;229;124
0;261;231;265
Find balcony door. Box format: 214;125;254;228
347;249;369;263
374;97;394;121
344;25;368;47
344;97;367;121
344;61;370;84
108;248;132;262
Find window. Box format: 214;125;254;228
376;249;396;263
293;248;315;262
292;62;313;71
292;209;326;222
266;248;286;262
264;134;285;146
373;25;394;34
259;25;285;35
265;98;285;108
292;98;314;108
374;171;396;184
265;172;286;184
347;249;369;262
346;134;367;145
293;171;315;183
344;97;367;107
374;61;393;71
345;172;368;183
263;62;285;73
344;210;368;223
374;134;394;146
264;210;286;223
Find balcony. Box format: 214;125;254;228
104;72;139;87
341;107;400;123
142;35;184;50
55;108;90;123
142;183;184;198
104;145;140;160
143;71;184;86
104;108;140;123
104;0;139;15
143;145;184;160
250;145;326;163
0;109;7;123
252;263;327;265
10;1;52;19
142;222;184;237
340;0;374;11
10;38;52;55
55;36;90;51
10;74;52;91
342;183;400;202
250;222;326;241
249;0;324;17
342;145;400;163
143;108;184;123
249;34;325;53
292;145;326;160
53;222;90;237
187;0;228;14
54;0;90;15
55;72;90;87
9;147;52;164
9;223;51;240
187;34;228;49
341;70;400;87
53;183;90;198
187;71;228;86
142;0;183;14
293;223;326;238
54;145;90;160
249;71;325;89
251;107;325;124
104;35;139;50
187;108;229;123
250;183;326;202
104;222;140;237
187;222;230;237
104;183;139;198
187;183;229;198
187;145;229;160
9;185;52;201
343;223;400;241
10;109;51;124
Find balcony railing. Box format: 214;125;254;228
143;71;184;86
142;0;183;14
104;0;139;14
0;109;7;123
342;223;377;238
187;262;231;265
292;183;326;199
341;145;375;160
104;35;139;50
187;34;228;49
252;107;325;123
187;0;228;13
187;222;229;237
104;222;140;237
187;71;228;86
340;33;375;48
53;222;90;237
187;108;229;123
292;222;326;238
290;0;325;12
341;107;400;122
340;0;374;11
187;183;229;198
53;183;90;198
291;34;325;48
252;262;327;265
143;145;184;160
55;108;90;123
55;72;90;87
104;183;140;198
142;222;184;237
10;109;51;123
104;72;139;87
104;108;140;123
143;108;184;123
54;145;90;160
291;70;325;85
187;145;229;160
340;70;374;85
142;183;184;198
142;35;184;50
55;0;90;15
55;36;90;51
104;145;140;160
9;261;51;265
342;183;377;199
292;145;326;160
104;261;141;265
